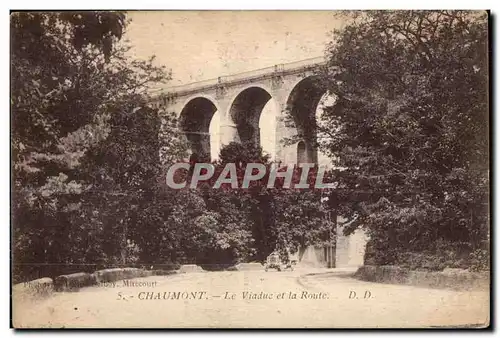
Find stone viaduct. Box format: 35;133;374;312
150;56;328;165
150;57;367;268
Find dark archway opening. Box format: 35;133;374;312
286;76;327;164
297;140;307;164
179;97;218;161
229;87;272;149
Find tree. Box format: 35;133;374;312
191;142;334;264
11;11;175;280
316;11;489;269
11;11;126;155
12;11;332;277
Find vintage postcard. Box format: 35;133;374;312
11;10;490;328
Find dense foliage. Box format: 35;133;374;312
11;12;333;281
12;11;173;281
315;11;489;270
13;11;488;283
192;142;335;267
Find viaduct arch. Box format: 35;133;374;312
150;56;330;165
149;56;368;269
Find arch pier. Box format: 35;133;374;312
150;57;368;268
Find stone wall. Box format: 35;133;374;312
355;265;490;290
335;224;368;268
14;268;155;296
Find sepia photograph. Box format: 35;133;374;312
10;9;490;329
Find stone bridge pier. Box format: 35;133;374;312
150;57;367;268
151;57;328;164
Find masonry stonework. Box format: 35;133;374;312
152;57;368;268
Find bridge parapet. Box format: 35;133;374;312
152;56;326;99
151;56;331;165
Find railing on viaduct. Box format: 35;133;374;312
151;56;326;99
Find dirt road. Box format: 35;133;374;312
12;269;489;328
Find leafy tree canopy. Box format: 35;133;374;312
11;11;176;280
316;10;488;269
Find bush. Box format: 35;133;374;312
469;248;490;272
364;237;488;271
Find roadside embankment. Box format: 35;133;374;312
354;265;489;290
13;277;54;302
14;267;159;297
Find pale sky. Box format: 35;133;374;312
124;11;342;161
125;11;343;86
